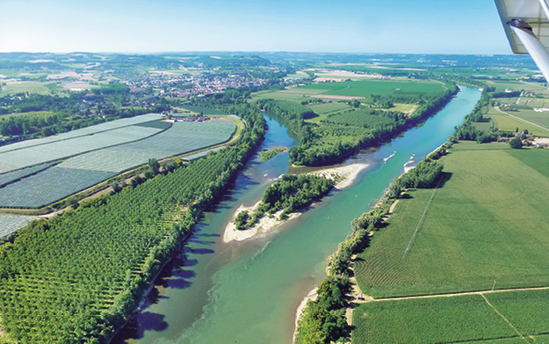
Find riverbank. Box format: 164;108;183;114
108;231;193;344
223;163;370;243
293;288;318;343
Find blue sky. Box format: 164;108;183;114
0;0;513;54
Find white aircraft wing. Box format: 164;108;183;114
495;0;549;80
495;0;549;54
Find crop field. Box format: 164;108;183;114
486;80;549;94
0;215;39;238
0;167;116;208
519;96;549;108
58;121;236;172
355;141;549;298
0;125;164;173
0;81;58;96
0;161;59;188
0;113;164;153
250;91;314;103
391;103;417;114
352;289;549;344
296;79;446;96
486;106;549;136
179;105;227;115
251;80;446;107
0;110;55;121
352;295;513;343
507;108;549;129
307;102;351;114
322;109;396;128
0;115;237;208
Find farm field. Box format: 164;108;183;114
352;289;549;344
507;108;549;129
0;167;116;208
0;110;55;121
0;81;59;96
355;141;549;298
307;102;351;114
58;120;236;172
486;80;549;94
486;106;549;136
0;161;59;188
296;79;447;96
0;113;237;209
0;125;164;173
251;79;447;109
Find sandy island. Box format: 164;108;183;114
223;163;369;243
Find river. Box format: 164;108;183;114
112;86;481;344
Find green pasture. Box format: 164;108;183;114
0;110;55;121
519;96;548;108
250;90;313;103
321;80;443;97
352;295;514;344
355;141;549;298
391;103;417;114
486;106;549;136
487;80;549;93
509;108;549;129
0;69;22;78
284;71;310;79
473;121;492;133
307;102;350;114
352;289;549;344
0;81;59;97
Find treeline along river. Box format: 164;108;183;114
113;86;481;344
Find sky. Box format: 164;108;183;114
0;0;513;54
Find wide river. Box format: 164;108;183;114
113;86;481;344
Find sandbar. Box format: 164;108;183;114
223;163;369;243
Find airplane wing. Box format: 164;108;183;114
495;0;549;54
495;0;549;80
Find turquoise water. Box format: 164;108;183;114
114;86;481;344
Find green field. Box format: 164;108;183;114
487;106;549;136
0;81;59;96
486;80;549;94
353;289;549;344
355;141;549;298
0;111;55;121
307;102;351;114
250;79;445;106
296;79;446;96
